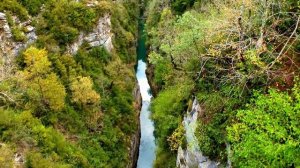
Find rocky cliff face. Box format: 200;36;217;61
0;12;13;81
128;83;142;168
0;12;37;81
67;13;113;55
0;13;12;38
176;99;218;168
0;13;37;56
67;11;140;167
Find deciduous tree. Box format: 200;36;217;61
70;76;100;107
20;47;66;112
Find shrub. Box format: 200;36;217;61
0;0;28;21
227;84;300;167
18;0;45;15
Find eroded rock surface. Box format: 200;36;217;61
127;82;142;168
67;14;113;55
0;12;37;80
14;153;25;168
0;12;37;56
176;99;219;168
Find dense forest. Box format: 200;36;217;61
0;0;299;168
0;0;140;167
145;0;300;167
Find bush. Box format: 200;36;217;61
18;0;45;15
52;25;79;45
11;24;27;42
152;83;193;166
171;0;195;14
0;144;14;168
26;151;71;168
37;0;96;46
227;84;300;167
0;0;28;21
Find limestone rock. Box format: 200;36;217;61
0;12;37;56
176;99;219;168
0;13;12;38
24;25;35;33
0;12;37;81
14;153;24;166
67;13;113;55
0;13;5;20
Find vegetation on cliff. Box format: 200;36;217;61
1;0;299;167
145;0;300;167
0;0;140;167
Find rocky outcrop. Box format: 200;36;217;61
0;13;12;38
0;12;37;81
133;82;142;110
67;14;113;55
0;12;13;81
176;99;219;168
128;83;142;168
0;12;37;56
14;153;24;168
145;63;160;97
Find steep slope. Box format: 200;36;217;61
144;0;300;167
0;0;141;167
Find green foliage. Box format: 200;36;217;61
19;47;66;112
11;26;27;42
0;144;14;168
48;53;82;85
75;46;109;79
18;0;45;15
4;12;27;42
0;0;28;20
227;85;300;167
171;0;195;14
154;148;178;168
195;88;242;162
0;110;89;167
26;152;71;168
37;0;96;45
146;0;300;166
52;25;79;45
71;16;137;167
152;82;193;166
149;52;173;86
145;0;169;29
70;76;100;108
64;2;96;31
0;0;140;167
110;4;137;63
148;10;212;73
167;125;186;151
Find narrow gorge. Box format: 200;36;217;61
136;14;156;168
0;0;299;168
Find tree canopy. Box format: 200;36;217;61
227;84;300;167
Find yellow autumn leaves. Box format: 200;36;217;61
19;47;100;111
70;76;100;107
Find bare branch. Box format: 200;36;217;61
267;16;300;69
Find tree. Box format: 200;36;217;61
70;76;100;107
227;84;300;167
20;47;66;112
31;74;66;111
23;47;51;76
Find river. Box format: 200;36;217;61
136;17;156;168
